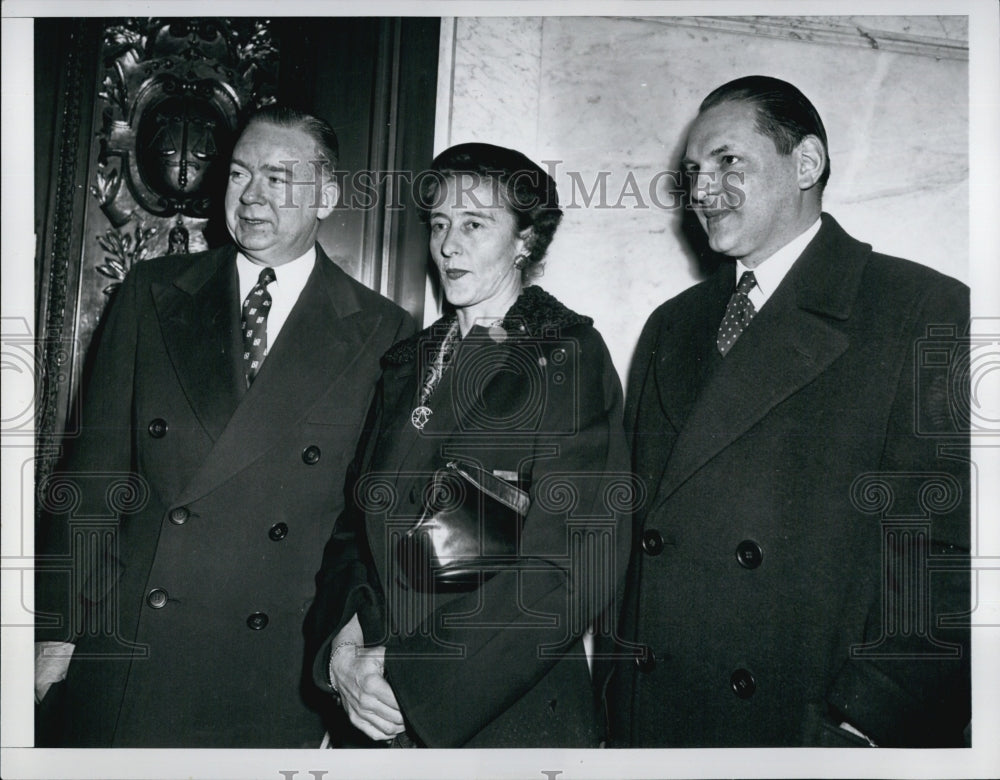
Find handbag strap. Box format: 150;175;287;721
446;461;530;515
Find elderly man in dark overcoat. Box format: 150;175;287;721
34;106;413;747
606;76;970;747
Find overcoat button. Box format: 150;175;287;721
302;445;321;465
247;612;269;630
268;522;288;541
641;529;664;556
168;507;189;525
146;588;168;609
635;645;656;673
147;418;168;438
735;540;763;569
730;668;756;698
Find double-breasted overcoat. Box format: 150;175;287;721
36;243;412;747
607;215;970;747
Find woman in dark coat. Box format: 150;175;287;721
308;143;631;747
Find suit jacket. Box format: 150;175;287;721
307;286;632;747
35;243;413;747
607;214;970;747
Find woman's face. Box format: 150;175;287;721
429;175;527;321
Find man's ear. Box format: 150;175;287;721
795;135;826;190
317;177;339;219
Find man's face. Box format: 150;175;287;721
225;121;336;266
683;100;806;268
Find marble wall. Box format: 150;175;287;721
433;15;969;384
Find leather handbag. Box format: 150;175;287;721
398;460;530;591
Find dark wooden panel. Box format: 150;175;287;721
34;19;103;475
387;18;441;319
304;17;439;323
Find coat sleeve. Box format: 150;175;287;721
382;326;633;746
306;299;416;692
826;277;971;747
35;263;142;643
305;302;414;690
306;381;391;693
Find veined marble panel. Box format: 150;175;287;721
444;17;544;154
439;15;969;383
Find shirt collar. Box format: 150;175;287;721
737;218;821;308
236;246;316;301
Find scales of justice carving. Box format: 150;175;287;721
90;18;279;294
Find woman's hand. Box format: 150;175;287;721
329;615;405;742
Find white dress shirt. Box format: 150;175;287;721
737;218;821;312
236;247;316;353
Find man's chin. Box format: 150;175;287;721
706;234;735;257
234;234;275;255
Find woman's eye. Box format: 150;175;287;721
430;222;447;233
721;154;740;166
465;221;482;231
229;170;246;181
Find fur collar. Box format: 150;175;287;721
382;286;592;366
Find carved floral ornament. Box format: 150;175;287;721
91;18;278;293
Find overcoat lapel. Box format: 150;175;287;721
174;248;373;506
151;245;243;442
649;214;867;510
652;269;731;432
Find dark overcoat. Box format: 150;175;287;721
308;286;632;747
36;243;413;747
606;214;970;747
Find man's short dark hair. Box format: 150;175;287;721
700;75;830;190
241;104;340;178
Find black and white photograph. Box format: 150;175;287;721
2;1;998;778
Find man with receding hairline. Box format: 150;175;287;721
607;76;970;747
35;106;413;746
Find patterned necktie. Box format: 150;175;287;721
241;266;276;386
717;270;758;356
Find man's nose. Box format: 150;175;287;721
239;176;266;205
689;170;720;205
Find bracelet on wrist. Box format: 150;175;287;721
328;641;358;693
